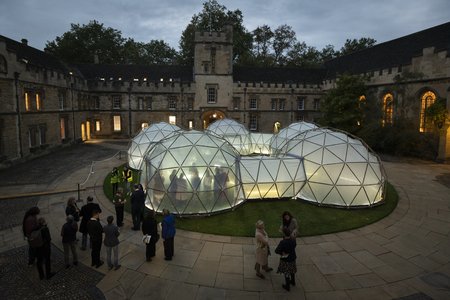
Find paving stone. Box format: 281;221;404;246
350;250;386;269
310;255;344;275
325;273;361;290
222;243;243;256
345;286;392;300
305;290;350;300
215;272;244;290
0;245;105;300
165;282;199;300
131;276;171;299
317;241;343;253
243;277;274;292
298;264;333;292
219;255;244;274
160;264;191;282
169;248;199;268
409;255;441;272
196;286;227;299
199;241;223;261
118;269;145;299
330;251;371;275
225;289;260;300
381;281;420;299
353;272;386;287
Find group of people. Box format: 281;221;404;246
254;211;298;292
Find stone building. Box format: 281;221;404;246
0;22;449;167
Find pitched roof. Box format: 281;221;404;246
233;66;326;84
324;22;450;77
73;63;193;82
0;35;69;72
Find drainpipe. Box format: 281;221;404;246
14;72;23;158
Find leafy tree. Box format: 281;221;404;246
339;37;376;56
252;25;274;66
45;20;125;64
272;25;297;66
320;44;338;61
319;74;368;134
286;42;322;67
426;98;449;130
178;0;252;65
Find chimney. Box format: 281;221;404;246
21;39;28;46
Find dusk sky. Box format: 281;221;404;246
1;0;449;51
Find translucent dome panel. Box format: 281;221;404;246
206;118;252;155
128;122;180;170
143;131;244;215
250;133;273;155
270;122;318;154
240;156;306;199
283;128;385;207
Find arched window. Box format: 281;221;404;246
273;121;281;133
382;93;394;126
419;91;436;132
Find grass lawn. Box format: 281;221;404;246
104;167;398;237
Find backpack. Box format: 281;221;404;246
28;229;44;248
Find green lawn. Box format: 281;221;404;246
104;168;398;237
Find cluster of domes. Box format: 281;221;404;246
127;119;385;215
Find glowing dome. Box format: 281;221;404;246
282;128;385;206
127;122;180;170
270;121;318;154
206;118;252;155
142;131;244;215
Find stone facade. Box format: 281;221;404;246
0;23;449;167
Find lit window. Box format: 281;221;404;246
207;86;217;104
188;120;193;130
60;118;66;140
141;122;149;129
382;93;394;126
273;122;281;133
420;91;436;133
249;98;257;110
113;115;121;131
25;92;30;111
36;94;41;111
297;98;305;110
95;120;101;132
169;115;176;125
112;95;121;109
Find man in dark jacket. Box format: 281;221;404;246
87;209;104;268
130;184;146;230
79;196;102;250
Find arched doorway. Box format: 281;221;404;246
201;110;226;129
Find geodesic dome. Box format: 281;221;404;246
282;128;385;207
128;122;180;170
270;121;318;154
206;118;252;155
142;131;244;215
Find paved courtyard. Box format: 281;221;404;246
0;140;449;299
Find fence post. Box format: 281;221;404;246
77;183;80;201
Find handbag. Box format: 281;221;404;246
142;234;151;244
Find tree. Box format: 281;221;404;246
319;74;368;134
45;20;125;64
252;25;274;66
178;0;252;65
426;98;449;130
339;37;376;56
286;42;322;67
320;44;338;61
272;25;297;66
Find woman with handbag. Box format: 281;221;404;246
275;227;297;291
141;209;158;262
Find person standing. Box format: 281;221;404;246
113;187;126;227
65;197;80;222
141;209;158;262
103;215;121;271
87;209;104;268
275;228;297;291
79;196;102;250
130;184;145;230
110;167;120;196
122;166;133;195
35;217;55;280
61;215;78;268
254;220;273;279
161;209;176;261
279;211;298;239
22;206;40;265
